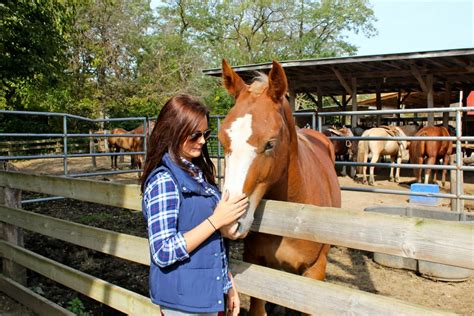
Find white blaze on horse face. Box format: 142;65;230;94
223;114;257;198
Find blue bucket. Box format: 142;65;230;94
409;183;440;206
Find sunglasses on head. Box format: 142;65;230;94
188;129;212;141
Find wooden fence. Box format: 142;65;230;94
1;170;472;315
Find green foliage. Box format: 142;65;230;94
66;297;91;316
0;0;74;107
1;0;376;124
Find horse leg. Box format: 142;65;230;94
299;244;331;316
302;244;330;281
341;165;347;177
389;155;396;182
361;151;368;184
340;154;347;177
395;155;402;183
425;156;436;184
369;153;380;186
131;155;136;169
244;236;268;316
111;146;117;170
441;155;451;188
415;156;423;183
249;297;267;316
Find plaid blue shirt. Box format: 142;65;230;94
143;157;232;293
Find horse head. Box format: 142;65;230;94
218;59;294;239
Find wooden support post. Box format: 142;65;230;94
90;130;97;168
376;81;382;126
450;154;464;212
316;86;323;111
351;78;358;128
0;163;26;285
397;91;402;126
426;74;434;126
341;94;347;125
289;89;297;112
443;82;451;127
462;89;468;136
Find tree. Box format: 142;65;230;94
156;0;376;66
66;0;155;120
0;0;74;109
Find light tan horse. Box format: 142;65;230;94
218;60;341;316
357;126;408;185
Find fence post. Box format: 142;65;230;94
90;129;97;168
450;154;464;213
0;163;27;285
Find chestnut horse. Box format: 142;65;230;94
218;60;341;316
108;121;155;170
409;126;453;187
324;126;356;177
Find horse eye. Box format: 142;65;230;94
264;141;275;152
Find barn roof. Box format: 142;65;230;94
202;48;474;97
357;91;460;109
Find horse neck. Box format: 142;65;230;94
280;100;304;200
280;99;298;152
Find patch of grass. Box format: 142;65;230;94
67;297;91;316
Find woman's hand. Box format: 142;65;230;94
209;190;248;229
226;278;240;315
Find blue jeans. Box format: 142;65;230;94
161;307;218;316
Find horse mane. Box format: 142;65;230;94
248;72;268;95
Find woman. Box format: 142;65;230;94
141;94;247;316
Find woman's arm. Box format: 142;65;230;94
145;173;248;263
226;273;240;316
183;190;248;253
144;172;189;267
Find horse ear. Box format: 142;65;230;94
267;60;288;101
222;59;246;97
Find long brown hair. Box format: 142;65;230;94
140;94;216;192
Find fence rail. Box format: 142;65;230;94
1;171;469;314
1;108;472;212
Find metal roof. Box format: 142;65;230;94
202;48;474;96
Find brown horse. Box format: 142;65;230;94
218;60;341;316
129;120;156;169
108;128;133;170
108;122;154;170
409;126;453;187
324;126;356;177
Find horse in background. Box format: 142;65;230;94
108;128;133;170
108;120;155;170
357;126;408;185
409;126;453;187
220;60;341;316
324;126;356;177
129;120;156;169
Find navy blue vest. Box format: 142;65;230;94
143;154;225;313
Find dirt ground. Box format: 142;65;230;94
1;156;473;315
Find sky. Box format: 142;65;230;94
347;0;474;56
150;0;474;57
